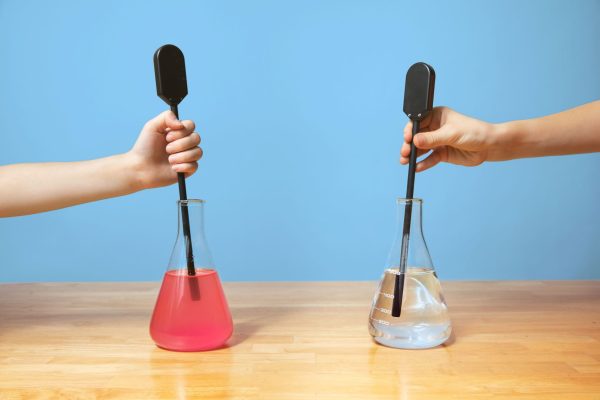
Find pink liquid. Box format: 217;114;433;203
149;269;233;351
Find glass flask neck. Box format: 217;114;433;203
396;198;424;236
169;199;215;271
176;200;206;237
386;198;433;270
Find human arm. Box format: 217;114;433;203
0;111;202;217
400;100;600;172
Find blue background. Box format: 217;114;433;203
0;0;598;283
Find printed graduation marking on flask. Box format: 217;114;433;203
373;307;392;315
370;318;391;326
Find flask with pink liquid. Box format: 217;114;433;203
150;199;233;351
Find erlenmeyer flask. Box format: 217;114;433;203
150;199;233;351
368;198;451;349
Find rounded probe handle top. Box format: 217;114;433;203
154;44;188;106
403;62;435;121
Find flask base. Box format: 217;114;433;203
153;331;232;352
150;269;233;352
369;320;451;349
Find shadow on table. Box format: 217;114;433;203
226;304;299;347
143;305;301;397
442;329;456;347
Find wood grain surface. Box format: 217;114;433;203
0;280;599;399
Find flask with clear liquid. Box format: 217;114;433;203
368;198;451;349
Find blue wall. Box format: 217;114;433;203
1;0;598;282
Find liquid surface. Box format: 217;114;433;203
369;267;451;349
150;268;233;351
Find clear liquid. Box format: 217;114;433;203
368;267;451;349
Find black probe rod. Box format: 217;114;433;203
171;104;196;276
391;119;420;318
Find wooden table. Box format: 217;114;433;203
0;281;599;399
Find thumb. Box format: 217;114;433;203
144;110;184;133
413;124;457;150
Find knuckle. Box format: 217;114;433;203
192;132;201;144
183;149;200;161
445;125;460;143
423;133;434;145
436;106;452;116
174;141;186;152
472;154;486;166
172;138;185;149
186;120;196;132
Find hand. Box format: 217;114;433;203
400;107;499;172
127;111;202;189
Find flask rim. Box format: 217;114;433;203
396;197;423;204
177;199;205;205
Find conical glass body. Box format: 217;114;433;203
150;200;233;351
368;198;451;349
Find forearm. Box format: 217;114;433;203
490;100;600;161
0;154;142;217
